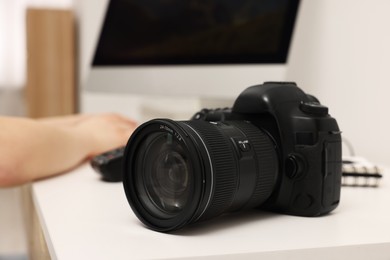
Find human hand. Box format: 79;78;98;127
71;113;137;157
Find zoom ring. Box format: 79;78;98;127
232;121;278;209
183;121;238;221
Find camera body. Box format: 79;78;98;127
192;82;342;216
123;81;342;232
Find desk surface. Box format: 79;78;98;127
32;164;390;260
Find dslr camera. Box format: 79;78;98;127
123;82;342;232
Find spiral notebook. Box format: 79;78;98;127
342;156;383;187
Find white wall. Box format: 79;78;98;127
0;0;73;90
287;0;390;164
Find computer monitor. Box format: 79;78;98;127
77;0;300;100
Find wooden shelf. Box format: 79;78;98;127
26;9;76;118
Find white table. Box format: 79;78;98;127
31;164;390;260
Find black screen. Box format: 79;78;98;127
93;0;300;66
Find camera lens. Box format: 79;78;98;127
123;119;278;232
139;132;192;217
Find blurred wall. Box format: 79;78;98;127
287;0;390;164
0;0;74;116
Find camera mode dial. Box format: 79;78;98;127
300;101;329;116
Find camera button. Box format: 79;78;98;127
293;193;314;210
285;154;304;179
300;101;329;116
286;156;298;178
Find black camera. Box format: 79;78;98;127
123;82;342;232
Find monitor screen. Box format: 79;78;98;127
93;0;300;66
80;0;300;100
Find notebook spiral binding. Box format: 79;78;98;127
342;156;383;187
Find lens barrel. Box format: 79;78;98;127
123;119;278;232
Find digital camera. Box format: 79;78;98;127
123;82;342;232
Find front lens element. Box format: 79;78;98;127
141;132;191;216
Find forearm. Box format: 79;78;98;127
0;114;136;187
37;114;92;127
0;117;92;187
